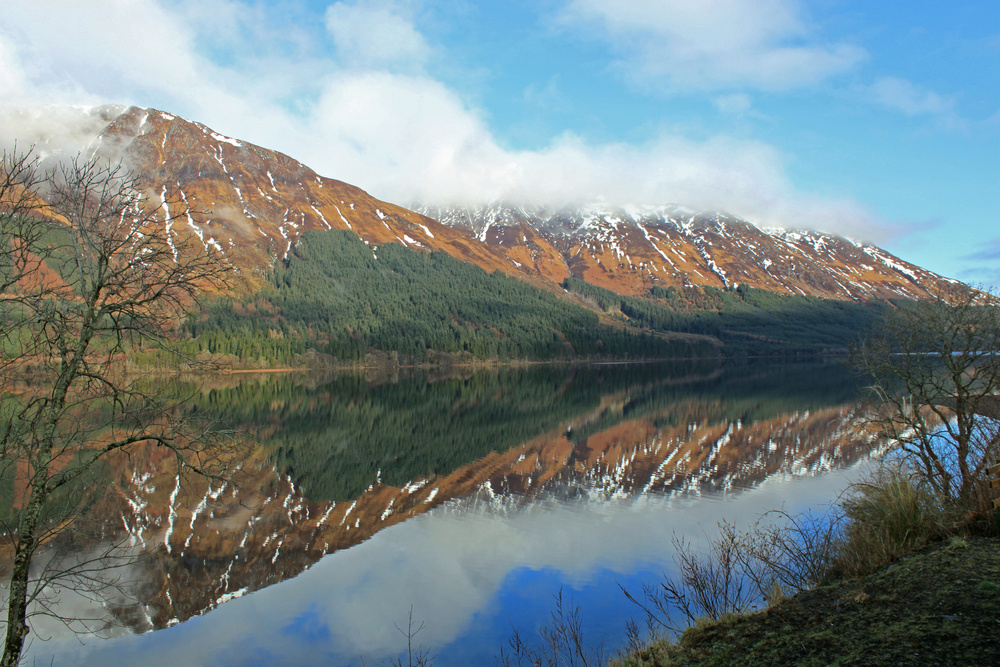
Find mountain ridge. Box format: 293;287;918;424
417;202;960;302
10;104;962;306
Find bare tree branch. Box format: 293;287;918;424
852;287;1000;507
0;149;236;666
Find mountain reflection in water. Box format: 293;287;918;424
19;359;882;666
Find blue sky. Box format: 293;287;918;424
0;0;997;284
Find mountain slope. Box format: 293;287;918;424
418;204;960;302
64;105;959;304
86;106;535;289
7;105;966;363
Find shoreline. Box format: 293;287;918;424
170;351;852;375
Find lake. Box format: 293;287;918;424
18;359;881;665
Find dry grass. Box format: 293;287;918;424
835;465;953;577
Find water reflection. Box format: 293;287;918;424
17;359;881;665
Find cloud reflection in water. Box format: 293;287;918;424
31;461;868;666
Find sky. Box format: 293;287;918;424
0;0;998;285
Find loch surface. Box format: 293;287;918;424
21;359;879;666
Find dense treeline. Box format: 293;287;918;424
562;277;884;355
188;359;861;502
184;231;713;365
171;229;887;367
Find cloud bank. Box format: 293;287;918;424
0;0;888;241
326;0;431;71
559;0;866;91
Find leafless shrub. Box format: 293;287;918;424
852;287;1000;511
622;510;844;636
497;589;607;667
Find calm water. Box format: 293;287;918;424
20;359;879;665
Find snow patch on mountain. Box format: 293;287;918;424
420;202;953;302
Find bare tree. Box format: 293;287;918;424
0;150;232;666
853;287;1000;509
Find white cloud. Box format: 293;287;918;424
0;1;203;102
0;0;889;242
0;105;127;160
325;0;430;71
295;72;884;240
714;93;753;115
0;1;313;156
304;72;522;204
559;0;865;91
870;77;955;116
0;37;28;100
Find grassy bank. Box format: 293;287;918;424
606;461;1000;667
617;535;1000;666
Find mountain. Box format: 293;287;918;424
8;105;972;363
417;204;960;302
79;105;538;290
54;105;957;304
